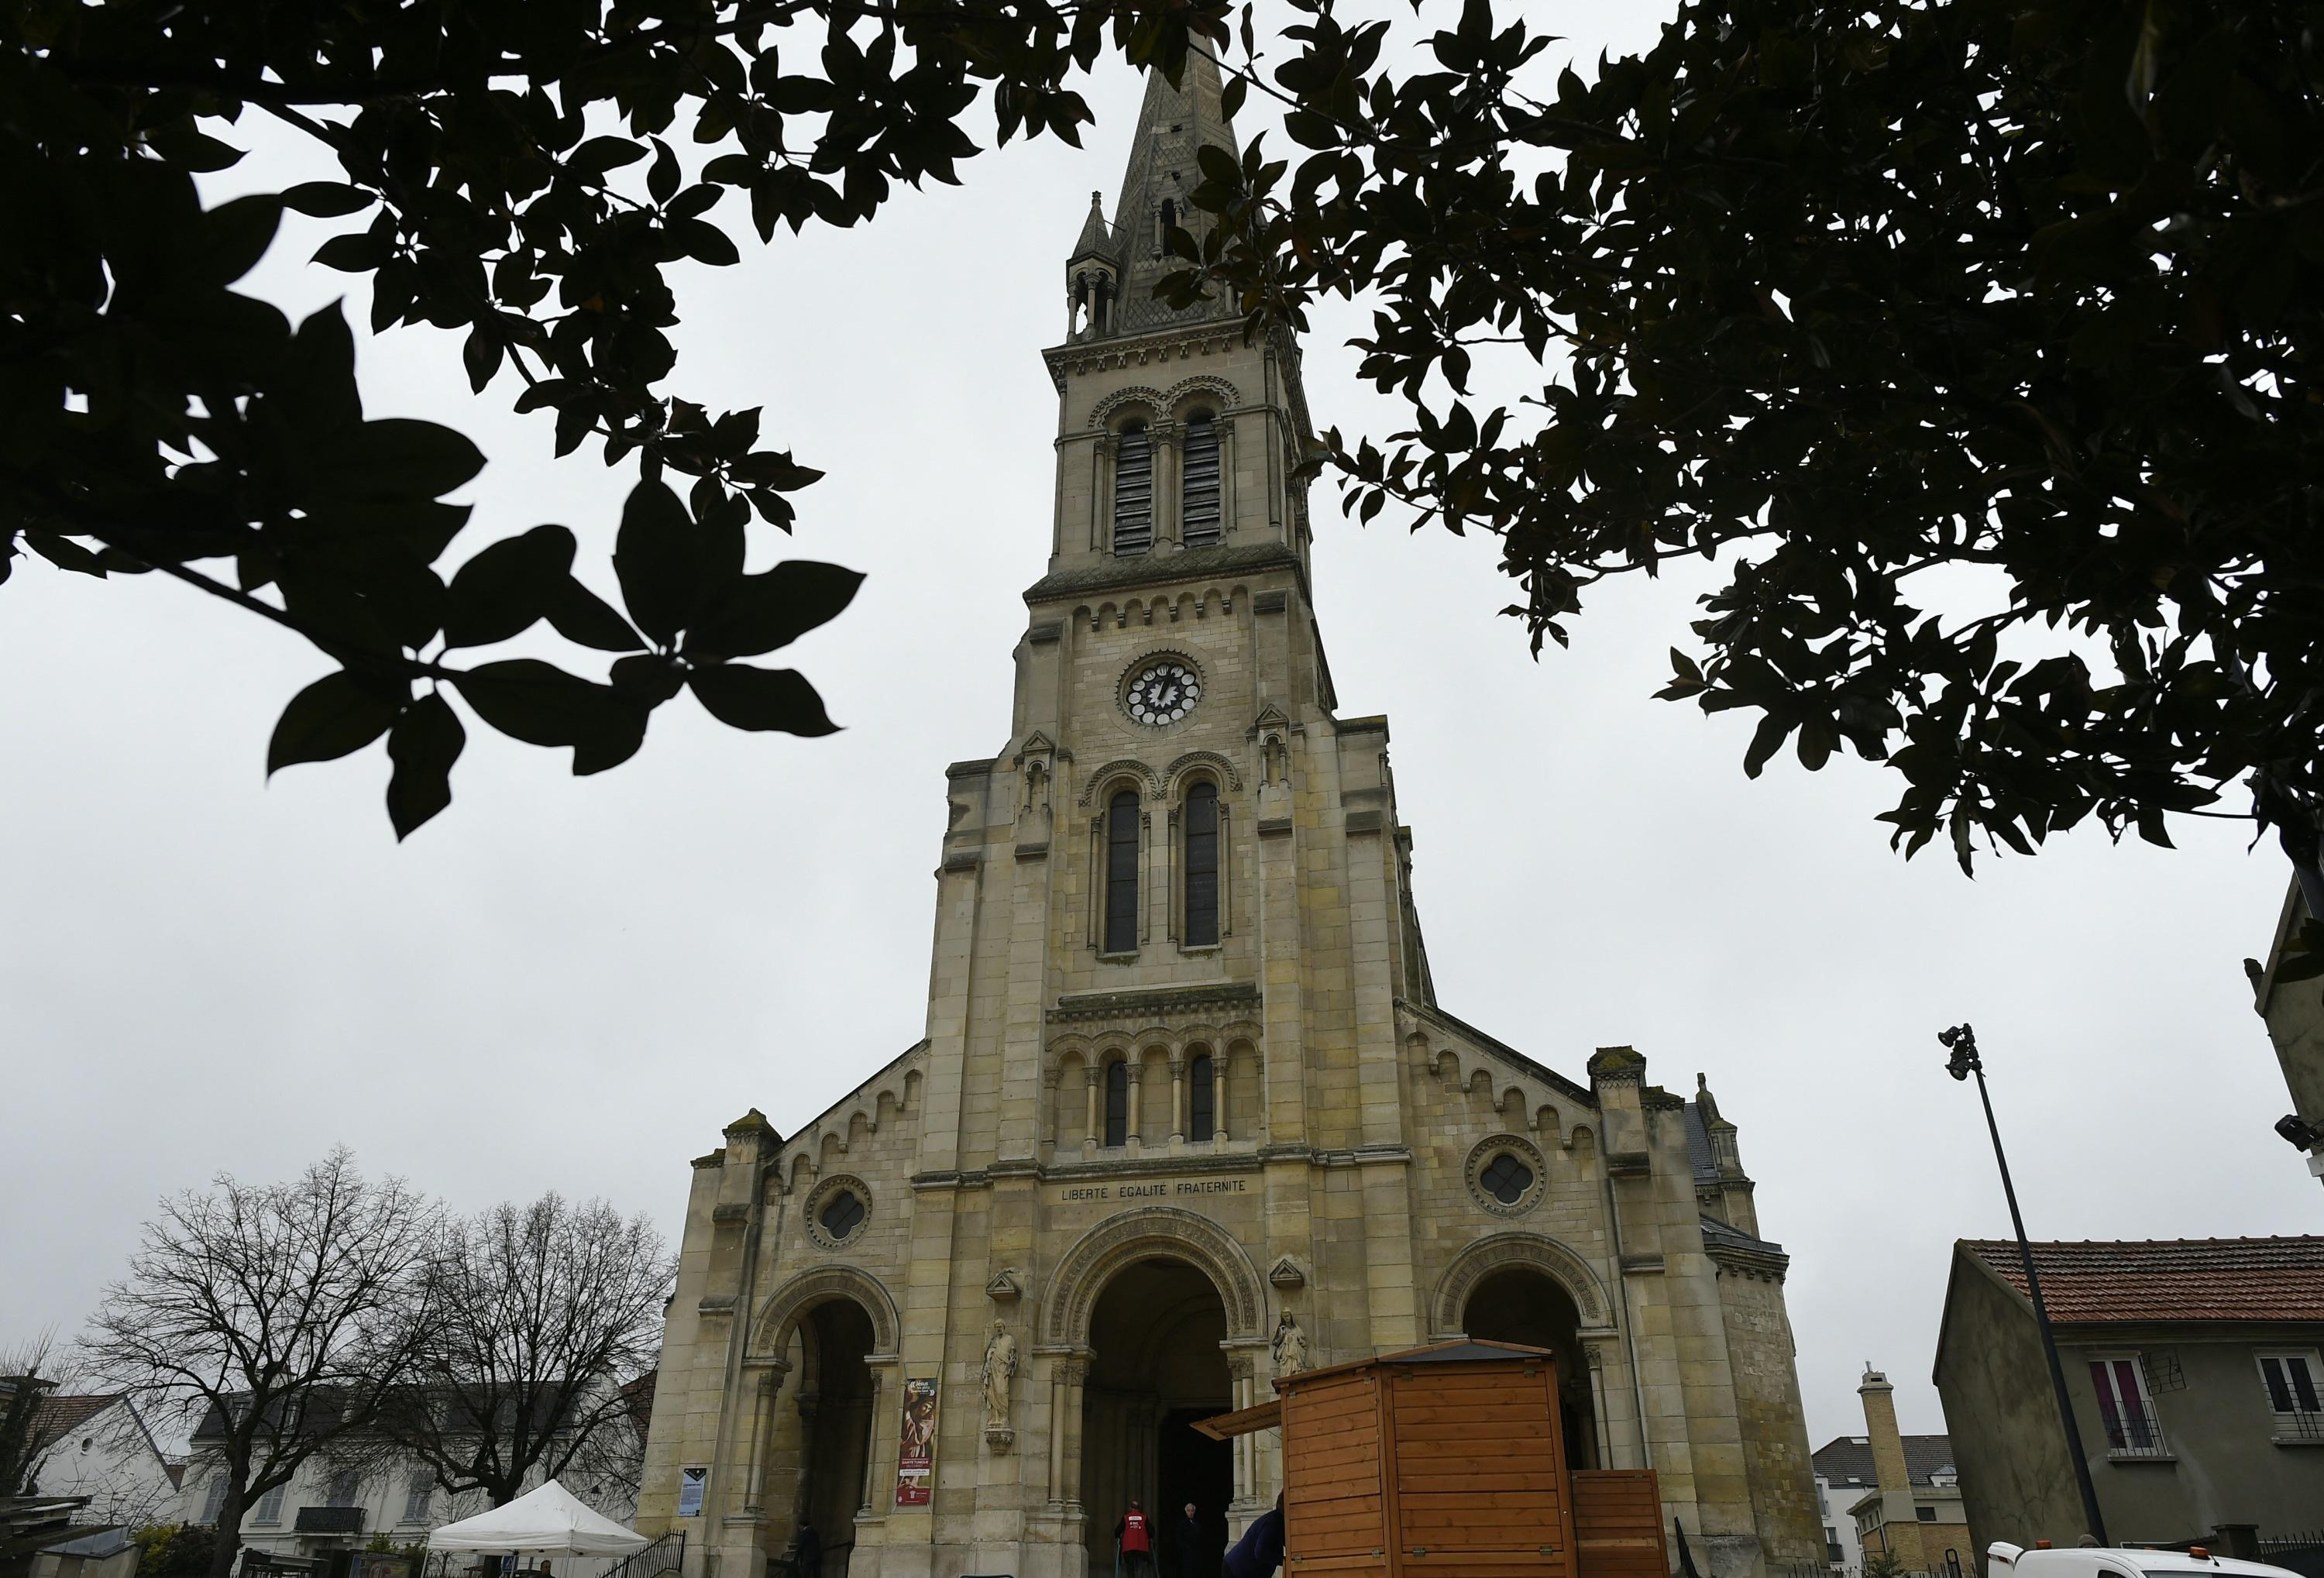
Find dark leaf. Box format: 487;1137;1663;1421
686;664;838;735
385;694;466;838
268;672;405;776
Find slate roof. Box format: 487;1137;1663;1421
1683;1104;1720;1187
1961;1237;2324;1324
1811;1433;1958;1489
1699;1215;1786;1258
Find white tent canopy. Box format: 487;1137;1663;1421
426;1481;649;1558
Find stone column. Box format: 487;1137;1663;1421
1151;422;1181;551
1085;1067;1102;1156
1170;1056;1187;1143
1061;1359;1090;1514
1047;1360;1071;1508
741;1361;788;1515
858;1370;884;1518
1125;1061;1145;1154
1216;1055;1230;1142
1583;1340;1613;1470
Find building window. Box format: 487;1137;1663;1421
201;1475;229;1525
2090;1356;2168;1456
819;1189;865;1243
1916;1506;1936;1522
1480;1153;1535;1205
326;1470;360;1508
1112;425;1153;555
1104;1060;1129;1147
253;1484;287;1525
1105;789;1140;953
403;1473;432;1524
1181;414;1222;547
1825;1534;1844;1565
2257;1349;2324;1442
1188;1054;1215;1142
1184;781;1220;945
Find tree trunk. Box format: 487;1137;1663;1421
205;1467;249;1578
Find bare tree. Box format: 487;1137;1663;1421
360;1195;671;1511
81;1150;438;1578
1;1332;74;1500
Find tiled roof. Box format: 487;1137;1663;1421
1811;1434;1957;1489
32;1395;121;1440
1682;1105;1721;1188
1962;1237;2324;1324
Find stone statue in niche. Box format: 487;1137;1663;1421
981;1319;1018;1430
1271;1311;1308;1379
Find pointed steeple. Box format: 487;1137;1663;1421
1068;190;1112;264
1061;55;1241;341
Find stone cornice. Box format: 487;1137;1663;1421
1045;980;1260;1027
1023;541;1307;608
1039;322;1249;393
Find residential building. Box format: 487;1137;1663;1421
22;1395;182;1530
1933;1238;2324;1557
2250;882;2324;1191
638;50;1824;1578
1813;1429;1965;1573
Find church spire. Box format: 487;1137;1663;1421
1061;55;1243;342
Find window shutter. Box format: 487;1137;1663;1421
1112;428;1153;555
1181;416;1222;547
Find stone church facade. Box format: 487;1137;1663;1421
638;57;1821;1578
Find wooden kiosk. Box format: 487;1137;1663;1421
1197;1341;1669;1578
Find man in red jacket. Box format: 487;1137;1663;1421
1116;1499;1153;1578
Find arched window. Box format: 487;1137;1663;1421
1104;1059;1129;1147
1188;1053;1215;1142
1183;780;1220;946
1112;423;1153;556
1181;414;1222;547
1105;789;1140;953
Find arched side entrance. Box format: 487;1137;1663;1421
746;1268;901;1578
1432;1233;1614;1472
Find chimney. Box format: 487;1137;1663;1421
1859;1364;1910;1496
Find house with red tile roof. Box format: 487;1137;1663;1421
1932;1237;2324;1568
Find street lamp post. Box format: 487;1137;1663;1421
1941;1023;2109;1548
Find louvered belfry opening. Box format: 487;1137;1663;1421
1112;424;1154;555
1184;779;1220;944
1181;414;1222;547
1105;788;1140;951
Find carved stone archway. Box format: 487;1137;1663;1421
749;1263;902;1362
1042;1205;1268;1343
1430;1230;1613;1339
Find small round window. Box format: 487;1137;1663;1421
805;1174;872;1250
1480;1153;1534;1205
1465;1135;1546;1217
820;1191;865;1240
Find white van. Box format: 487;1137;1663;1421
1989;1544;2305;1578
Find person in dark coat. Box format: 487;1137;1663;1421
794;1523;821;1578
1176;1502;1208;1578
1221;1494;1284;1578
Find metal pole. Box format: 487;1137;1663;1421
1942;1024;2109;1547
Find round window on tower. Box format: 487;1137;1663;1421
805;1175;872;1250
1465;1136;1547;1217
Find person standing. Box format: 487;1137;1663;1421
1116;1498;1153;1578
1175;1501;1208;1578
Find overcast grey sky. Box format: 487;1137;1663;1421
2;3;2315;1461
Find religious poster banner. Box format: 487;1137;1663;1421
894;1378;938;1506
677;1466;707;1517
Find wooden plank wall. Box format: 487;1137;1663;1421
1284;1370;1388;1578
1570;1472;1667;1578
1385;1364;1574;1578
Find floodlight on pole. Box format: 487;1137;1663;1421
1939;1023;2109;1548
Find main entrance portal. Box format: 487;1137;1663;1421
1081;1259;1236;1578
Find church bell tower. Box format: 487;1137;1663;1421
638;52;1824;1578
